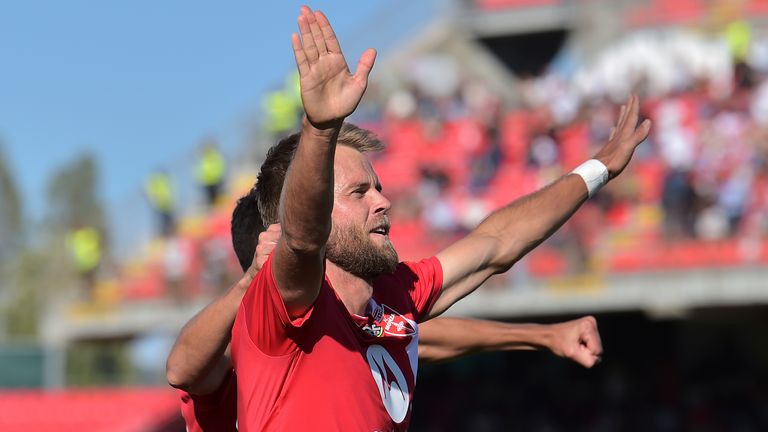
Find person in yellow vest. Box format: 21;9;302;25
144;169;175;237
67;226;101;296
196;143;226;210
263;73;303;140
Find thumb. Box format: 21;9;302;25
629;118;652;146
354;48;377;85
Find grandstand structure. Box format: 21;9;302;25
11;3;767;429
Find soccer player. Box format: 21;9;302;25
168;207;602;432
224;5;647;430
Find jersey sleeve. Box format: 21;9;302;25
239;253;316;356
179;370;237;432
400;256;444;323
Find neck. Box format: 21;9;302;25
325;260;374;315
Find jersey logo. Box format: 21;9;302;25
380;304;416;337
362;301;416;338
361;322;384;337
366;344;409;424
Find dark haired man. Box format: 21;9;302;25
199;5;648;431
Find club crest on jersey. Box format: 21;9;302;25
361;322;384;337
367;298;385;322
379;305;416;337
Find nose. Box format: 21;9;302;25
372;189;391;215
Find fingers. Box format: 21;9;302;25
619;94;651;146
294;7;341;75
291;33;310;77
259;227;281;245
255;255;268;271
567;316;602;368
614;96;631;137
615;104;627;135
575;346;602;368
613;94;650;145
254;236;278;272
623;94;640;137
354;48;377;86
297;12;319;63
266;223;281;233
306;9;327;55
315;10;341;54
630;118;652;145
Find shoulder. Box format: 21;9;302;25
374;257;441;290
395;257;442;284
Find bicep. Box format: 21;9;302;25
430;234;501;318
272;238;325;319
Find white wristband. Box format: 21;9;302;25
571;159;609;198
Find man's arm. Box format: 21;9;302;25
430;95;651;317
166;226;280;395
273;7;376;318
418;316;602;367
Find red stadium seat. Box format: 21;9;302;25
527;248;568;277
556;122;590;171
500;111;531;167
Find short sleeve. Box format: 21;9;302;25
179;370;237;432
240;253;315;356
400;256;443;323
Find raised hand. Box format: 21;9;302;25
291;6;376;129
246;223;282;280
593;94;652;179
548;316;603;368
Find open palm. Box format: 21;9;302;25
292;7;376;129
593;94;652;179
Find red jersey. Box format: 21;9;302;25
179;370;238;432
231;255;443;431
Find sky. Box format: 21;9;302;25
0;0;438;250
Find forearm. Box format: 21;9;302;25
476;174;588;272
280;118;340;252
166;276;249;393
419;317;553;363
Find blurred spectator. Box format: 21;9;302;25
163;236;192;304
144;169;175;237
263;72;303;140
67;225;102;297
195;142;227;210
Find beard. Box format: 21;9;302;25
326;220;398;281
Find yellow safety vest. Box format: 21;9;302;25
68;227;101;272
264;90;299;135
196;148;226;186
725;20;751;62
145;173;173;212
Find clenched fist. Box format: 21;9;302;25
547;316;603;368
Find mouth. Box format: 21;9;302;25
369;225;390;237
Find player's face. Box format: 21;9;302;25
327;146;397;280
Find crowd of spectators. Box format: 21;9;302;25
103;27;768;305
350;29;768;281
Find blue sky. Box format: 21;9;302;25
0;1;436;249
